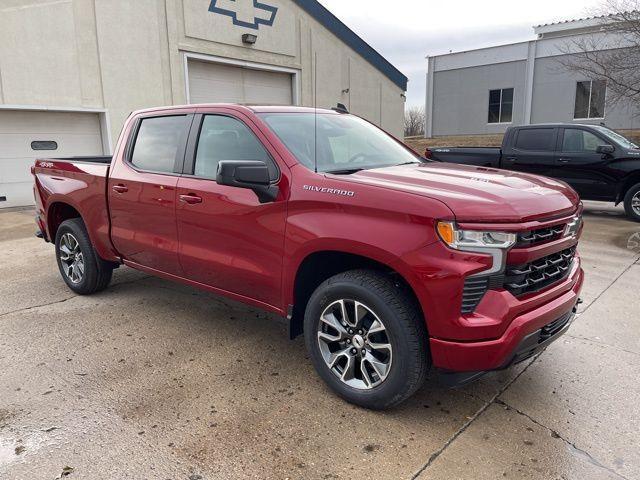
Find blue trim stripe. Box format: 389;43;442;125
291;0;408;91
209;0;278;30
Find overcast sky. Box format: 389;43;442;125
317;0;603;108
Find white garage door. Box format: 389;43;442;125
0;110;104;208
188;60;293;106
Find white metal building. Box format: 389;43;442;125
0;0;408;208
425;15;639;138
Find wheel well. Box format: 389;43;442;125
289;251;423;338
48;203;81;240
618;174;640;204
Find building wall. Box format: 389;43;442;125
426;27;639;137
0;0;406;144
430;61;527;136
530;56;640;129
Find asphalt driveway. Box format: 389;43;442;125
0;202;638;479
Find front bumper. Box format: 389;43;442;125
430;265;584;374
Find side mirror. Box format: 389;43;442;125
596;144;615;155
217;160;279;203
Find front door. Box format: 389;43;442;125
109;114;192;275
176;112;287;308
555;127;618;201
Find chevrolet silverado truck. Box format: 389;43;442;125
33;105;584;409
425;124;640;221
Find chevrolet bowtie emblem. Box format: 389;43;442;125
208;0;278;30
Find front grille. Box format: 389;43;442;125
539;312;572;343
516;224;565;247
504;247;576;297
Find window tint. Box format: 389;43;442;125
194;115;275;179
130;116;188;173
488;88;514;123
574;80;606;119
515;128;556;151
562;129;603;152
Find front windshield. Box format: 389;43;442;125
593;126;639;149
259;113;421;173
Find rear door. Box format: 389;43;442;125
175;109;288;308
501;127;558;177
555;127;618;200
108;112;192;275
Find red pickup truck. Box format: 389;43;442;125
33;104;584;409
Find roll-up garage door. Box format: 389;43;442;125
0;110;104;208
188;60;293;106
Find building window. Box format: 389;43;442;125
574;80;606;119
488;88;513;124
31;140;58;151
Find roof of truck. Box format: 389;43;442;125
131;104;343;116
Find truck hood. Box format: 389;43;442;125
346;163;580;222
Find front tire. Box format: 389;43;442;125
623;183;640;222
55;218;113;295
304;270;429;410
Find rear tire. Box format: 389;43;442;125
304;269;429;410
623;183;640;222
55;218;113;295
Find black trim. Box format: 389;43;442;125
437;308;577;387
291;0;408;91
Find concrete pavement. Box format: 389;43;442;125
0;202;638;479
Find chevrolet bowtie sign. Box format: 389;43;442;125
208;0;279;30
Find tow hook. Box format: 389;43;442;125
572;298;584;314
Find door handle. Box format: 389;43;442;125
505;157;517;163
558;158;571;163
112;184;128;193
179;194;203;205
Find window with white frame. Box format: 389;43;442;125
574;80;606;119
488;88;513;124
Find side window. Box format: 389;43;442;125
515;128;556;151
194;115;276;180
562;129;603;152
130;116;188;173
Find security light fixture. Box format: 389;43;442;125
242;33;257;45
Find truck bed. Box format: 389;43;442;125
33;157;116;261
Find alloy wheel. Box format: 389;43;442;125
59;233;85;284
317;299;393;390
632;191;640;216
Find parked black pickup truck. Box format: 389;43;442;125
425;124;640;221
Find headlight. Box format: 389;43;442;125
436;221;516;250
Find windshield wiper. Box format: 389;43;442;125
325;168;365;175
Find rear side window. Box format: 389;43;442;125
194;115;276;180
130;116;188;173
515;128;556;151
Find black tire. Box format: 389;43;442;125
304;269;429;410
54;218;113;295
623;183;640;222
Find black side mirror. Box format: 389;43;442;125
216;160;279;203
596;144;615;155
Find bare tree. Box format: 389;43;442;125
558;2;640;109
404;106;426;137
